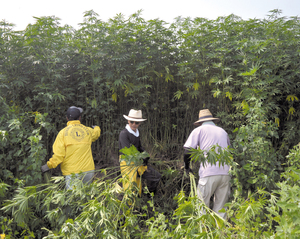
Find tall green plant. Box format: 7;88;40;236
1;9;300;216
0;100;50;187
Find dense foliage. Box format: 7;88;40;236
0;9;300;238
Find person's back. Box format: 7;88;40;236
187;124;229;151
41;106;101;189
184;123;230;178
57;120;100;175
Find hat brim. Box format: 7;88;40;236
123;115;147;122
193;117;220;125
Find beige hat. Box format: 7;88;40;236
123;109;147;122
193;109;220;125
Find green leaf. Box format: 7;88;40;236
119;145;149;165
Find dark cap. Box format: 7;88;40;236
66;106;83;120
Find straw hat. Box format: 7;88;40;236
193;109;220;125
123;109;147;122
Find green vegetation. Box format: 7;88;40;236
0;9;300;238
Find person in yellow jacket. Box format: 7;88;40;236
41;106;101;189
119;109;161;196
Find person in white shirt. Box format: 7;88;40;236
183;109;231;218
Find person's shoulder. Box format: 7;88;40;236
191;125;203;132
120;128;128;133
119;128;129;136
56;126;68;138
213;125;228;134
213;124;226;130
59;126;68;133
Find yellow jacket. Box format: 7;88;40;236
47;120;101;176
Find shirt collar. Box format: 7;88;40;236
67;120;81;125
202;120;216;126
125;124;139;137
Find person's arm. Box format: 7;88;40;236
183;129;199;174
184;149;192;169
227;134;231;147
137;135;145;153
91;126;101;142
119;130;131;149
137;134;149;165
183;148;194;174
46;130;66;170
141;139;149;165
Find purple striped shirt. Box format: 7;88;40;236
183;122;230;178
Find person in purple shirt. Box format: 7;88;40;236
183;109;231;219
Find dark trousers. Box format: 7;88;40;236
139;165;161;193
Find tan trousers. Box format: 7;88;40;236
197;175;231;219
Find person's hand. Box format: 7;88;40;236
143;157;150;166
41;164;50;173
